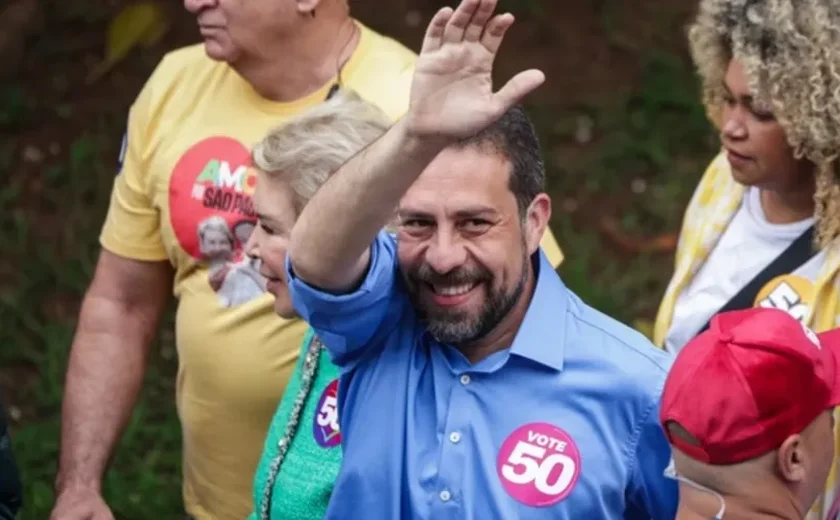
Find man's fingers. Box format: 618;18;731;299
442;0;481;44
479;12;515;55
420;7;454;54
464;0;498;42
493;69;546;111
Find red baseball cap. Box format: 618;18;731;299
660;307;840;465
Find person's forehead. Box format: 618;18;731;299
253;174;297;222
725;60;763;98
400;147;514;212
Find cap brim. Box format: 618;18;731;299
817;328;840;406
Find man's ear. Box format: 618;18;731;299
296;0;321;16
524;193;551;256
777;434;807;483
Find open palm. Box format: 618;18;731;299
406;0;545;140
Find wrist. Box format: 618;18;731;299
398;116;452;160
55;473;103;495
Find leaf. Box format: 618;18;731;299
86;1;170;85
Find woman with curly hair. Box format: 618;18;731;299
653;0;840;517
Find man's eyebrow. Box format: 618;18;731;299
452;206;498;218
396;210;433;220
397;206;499;221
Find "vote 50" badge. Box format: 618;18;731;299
313;379;342;448
496;422;582;507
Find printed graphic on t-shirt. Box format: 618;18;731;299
755;274;814;323
169;136;266;308
313;379;341;448
496;422;582;507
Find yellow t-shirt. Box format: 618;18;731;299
100;21;564;520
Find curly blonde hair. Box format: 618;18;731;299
689;0;840;247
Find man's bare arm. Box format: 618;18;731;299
289;0;545;292
55;250;171;496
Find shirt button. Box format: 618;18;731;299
449;431;461;444
440;489;451;502
460;374;471;385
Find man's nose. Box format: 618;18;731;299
425;231;468;275
184;0;217;14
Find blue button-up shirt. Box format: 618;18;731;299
287;233;678;519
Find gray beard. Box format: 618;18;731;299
421;241;530;345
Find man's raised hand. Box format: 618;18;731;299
405;0;545;142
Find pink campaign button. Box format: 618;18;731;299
313;379;342;448
496;422;582;507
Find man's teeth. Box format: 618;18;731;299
433;283;475;296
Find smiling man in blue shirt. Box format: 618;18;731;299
284;0;678;518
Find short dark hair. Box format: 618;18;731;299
455;106;545;217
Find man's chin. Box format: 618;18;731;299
202;41;234;63
425;317;481;345
419;302;471;325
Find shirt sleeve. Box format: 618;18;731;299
98;67;169;262
624;396;678;519
286;232;406;369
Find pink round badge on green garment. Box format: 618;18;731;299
313;379;342;448
496;422;582;507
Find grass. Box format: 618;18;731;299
0;45;183;512
1;2;717;518
1;120;184;518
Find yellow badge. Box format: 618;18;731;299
754;274;814;323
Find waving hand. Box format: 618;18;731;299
405;0;546;140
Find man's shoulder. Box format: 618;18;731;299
152;43;228;82
566;293;674;383
145;43;223;88
358;23;417;66
343;23;417;120
158;43;211;67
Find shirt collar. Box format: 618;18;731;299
509;249;568;371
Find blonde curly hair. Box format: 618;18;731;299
688;0;840;247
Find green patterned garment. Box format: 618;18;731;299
247;328;342;520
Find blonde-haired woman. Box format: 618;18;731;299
241;89;389;520
654;0;840;517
